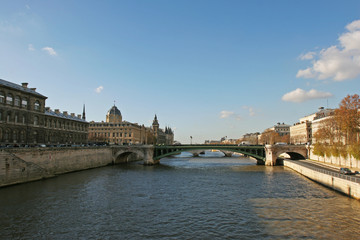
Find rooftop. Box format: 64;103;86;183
0;79;47;98
45;109;87;123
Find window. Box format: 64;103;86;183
6;93;13;105
0;111;2;121
15;114;18;123
13;130;17;142
22;115;26;124
20;131;25;142
34;116;39;125
0;91;4;103
34;100;40;111
14;96;20;106
7;113;11;122
22;98;28;108
4;129;9;141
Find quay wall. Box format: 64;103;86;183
0;147;113;187
309;147;360;169
284;160;360;200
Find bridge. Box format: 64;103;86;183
112;144;308;166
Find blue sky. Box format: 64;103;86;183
1;1;360;143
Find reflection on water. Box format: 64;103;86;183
0;151;359;239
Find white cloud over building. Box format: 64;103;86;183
297;19;360;81
282;88;333;103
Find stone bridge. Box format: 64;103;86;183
111;144;308;166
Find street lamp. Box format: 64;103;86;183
190;136;192;145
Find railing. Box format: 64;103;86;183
288;160;360;184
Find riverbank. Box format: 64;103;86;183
0;147;114;187
284;159;360;200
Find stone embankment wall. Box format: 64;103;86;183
309;147;360;169
284;160;360;200
0;147;113;187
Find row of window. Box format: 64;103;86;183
90;128;135;131
90;123;135;127
0;128;26;143
0;111;87;132
93;132;132;137
0;127;87;143
0;91;41;110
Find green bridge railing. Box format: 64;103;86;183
153;144;266;162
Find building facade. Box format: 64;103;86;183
290;107;334;145
88;106;174;145
0;79;88;146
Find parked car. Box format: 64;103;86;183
339;168;352;175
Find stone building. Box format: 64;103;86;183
0;79;88;146
290;107;334;145
259;123;290;145
88;105;174;145
240;132;260;145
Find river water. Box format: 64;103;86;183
1;152;360;239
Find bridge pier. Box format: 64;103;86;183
223;151;233;157
265;145;308;166
143;146;159;165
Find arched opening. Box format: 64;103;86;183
276;151;306;165
114;151;144;164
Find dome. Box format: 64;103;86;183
107;105;121;116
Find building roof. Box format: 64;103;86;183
0;79;47;98
107;105;122;116
45;109;87;123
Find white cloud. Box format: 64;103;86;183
220;110;234;119
42;46;57;56
282;88;333;103
346;19;360;32
28;44;35;51
299;51;316;60
296;67;316;79
95;86;104;93
297;19;360;81
242;106;256;116
220;110;241;120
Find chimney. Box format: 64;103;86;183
45;107;50;111
63;111;68;116
30;88;36;91
77;114;82;118
21;83;28;88
55;109;60;114
71;113;75;117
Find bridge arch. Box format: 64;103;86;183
265;145;308;166
113;149;145;164
153;145;266;164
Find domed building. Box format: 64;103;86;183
106;105;122;123
88;105;174;145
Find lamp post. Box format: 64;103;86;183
190;136;192;145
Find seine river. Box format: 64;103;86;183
1;152;360;239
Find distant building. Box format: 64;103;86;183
204;140;222;144
88;105;174;145
241;132;260;145
259;123;290;144
270;122;291;136
0;79;88;146
290;107;334;144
